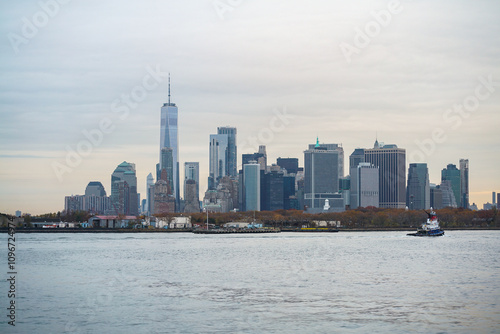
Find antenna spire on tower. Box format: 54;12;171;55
168;73;171;104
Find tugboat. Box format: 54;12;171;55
407;209;444;237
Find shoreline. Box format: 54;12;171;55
1;227;499;233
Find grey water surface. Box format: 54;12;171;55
1;231;499;333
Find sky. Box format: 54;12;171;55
0;0;499;215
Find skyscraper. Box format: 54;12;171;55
406;163;430;210
364;141;406;209
349;148;365;208
244;162;261;211
441;164;460;207
159;75;179;209
110;161;138;215
308;143;344;178
460;159;469;209
217;126;237;177
304;139;339;210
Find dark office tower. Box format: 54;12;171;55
217;126;237;177
406;163;430;210
262;170;284;211
111;161;138;215
349;148;365;207
242;146;267;171
283;175;296;210
441;164;460;207
460;159;469;209
277;157;299;174
308;142;344;178
364;141;406;209
304;139;339;209
159;75;179;209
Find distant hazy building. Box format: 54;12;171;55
15;210;21;217
244;162;261;211
441;164;460;207
203;176;239;212
459;159;469;209
146;173;154;215
83;181;110;214
159;76;180;209
304;139;340;210
242;146;267;171
110;161;138;216
85;181;106;197
364;140;406;209
440;180;457;208
184;180;200;213
351;163;379;209
430;184;443;210
406;163;430;210
277;157;299;174
184;162;200;212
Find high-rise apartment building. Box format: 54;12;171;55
406;163;430;210
364;141;406;209
111;161;138;215
460;159;469;209
159;76;179;209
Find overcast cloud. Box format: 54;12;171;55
1;0;499;214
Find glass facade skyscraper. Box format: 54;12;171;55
160;78;179;209
217;126;237;177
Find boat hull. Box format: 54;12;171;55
407;230;444;237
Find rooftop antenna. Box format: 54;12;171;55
168;73;171;104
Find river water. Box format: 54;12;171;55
1;231;499;333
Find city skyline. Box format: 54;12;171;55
1;1;499;214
